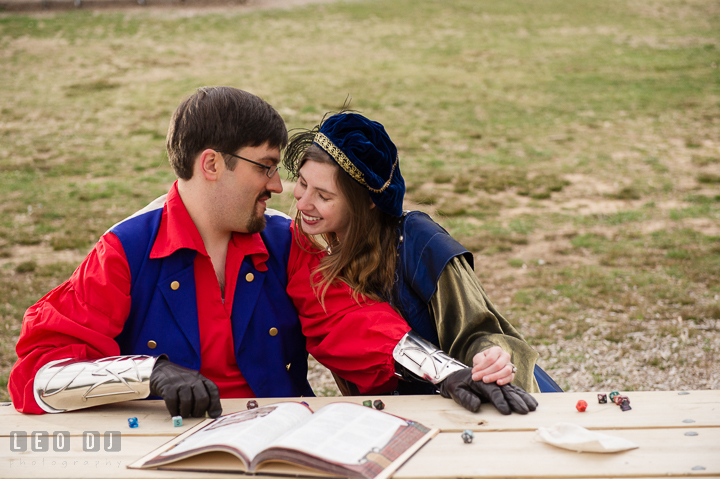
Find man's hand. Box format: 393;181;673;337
471;346;514;385
437;368;538;414
149;358;222;418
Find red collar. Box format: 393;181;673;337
150;181;269;272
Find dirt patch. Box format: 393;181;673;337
0;245;86;269
680;218;720;237
534;317;720;391
0;0;350;13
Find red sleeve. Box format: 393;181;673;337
8;233;132;414
287;225;410;394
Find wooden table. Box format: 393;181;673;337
1;391;718;478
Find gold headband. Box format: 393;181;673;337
314;132;398;194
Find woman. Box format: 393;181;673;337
284;112;561;394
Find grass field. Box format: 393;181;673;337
0;0;719;401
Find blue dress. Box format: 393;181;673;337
392;211;562;393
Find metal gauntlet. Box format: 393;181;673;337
33;355;158;413
392;331;466;384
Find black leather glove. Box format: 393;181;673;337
150;357;222;418
437;368;538;415
497;382;539;415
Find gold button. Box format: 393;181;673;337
245;273;254;282
269;327;278;337
286;363;291;371
147;340;157;349
170;281;180;290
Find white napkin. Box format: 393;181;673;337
535;422;639;453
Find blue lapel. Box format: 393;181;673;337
158;252;202;364
231;259;267;351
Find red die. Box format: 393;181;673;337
576;400;588;412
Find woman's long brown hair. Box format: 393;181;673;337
294;145;399;306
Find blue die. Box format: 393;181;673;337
128;417;138;428
172;416;183;427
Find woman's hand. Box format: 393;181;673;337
471;346;515;385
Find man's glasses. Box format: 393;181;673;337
215;150;279;178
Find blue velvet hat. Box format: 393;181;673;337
285;113;405;217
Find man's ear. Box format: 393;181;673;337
198;149;223;181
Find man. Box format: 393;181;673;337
10;87;536;418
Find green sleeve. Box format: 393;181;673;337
430;255;540;393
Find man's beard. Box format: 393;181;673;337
245;191;270;234
246;213;266;234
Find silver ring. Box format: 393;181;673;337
507;362;517;374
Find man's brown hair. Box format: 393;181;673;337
166;87;288;180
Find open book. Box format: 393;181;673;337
129;402;437;479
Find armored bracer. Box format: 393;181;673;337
392;331;466;384
33;355;158;413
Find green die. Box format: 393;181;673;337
362;400;373;408
609;391;620;401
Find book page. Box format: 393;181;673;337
160;402;313;461
267;403;408;465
